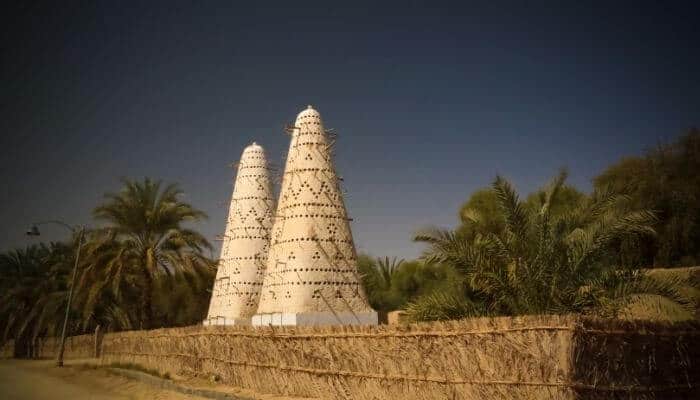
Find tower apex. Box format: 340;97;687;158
245;141;263;151
296;104;321;122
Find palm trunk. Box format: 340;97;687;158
140;247;157;329
141;269;154;329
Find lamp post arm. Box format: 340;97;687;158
33;220;80;234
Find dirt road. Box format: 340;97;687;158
0;359;208;400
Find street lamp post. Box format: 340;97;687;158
26;221;86;367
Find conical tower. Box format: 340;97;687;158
205;142;275;325
253;106;377;326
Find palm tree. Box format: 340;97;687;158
152;267;215;327
80;178;213;329
15;242;77;345
364;257;404;292
0;245;48;349
74;231;142;331
408;170;695;321
0;243;76;356
358;257;405;311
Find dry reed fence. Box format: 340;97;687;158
572;318;699;400
93;315;699;400
3;315;693;398
35;333;95;359
0;340;13;358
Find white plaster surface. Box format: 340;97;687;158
254;106;376;325
202;317;251;326
252;311;378;326
205;143;275;326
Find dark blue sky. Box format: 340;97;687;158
1;1;698;259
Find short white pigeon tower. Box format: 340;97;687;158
205;142;275;326
253;105;377;326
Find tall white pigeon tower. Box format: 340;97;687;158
205;142;275;325
253;106;377;326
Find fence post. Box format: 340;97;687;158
94;325;103;358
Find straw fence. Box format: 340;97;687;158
33;333;95;360
572;318;699;400
5;315;697;399
0;340;13;358
95;315;698;400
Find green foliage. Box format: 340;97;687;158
634;267;700;320
78;178;214;330
524;184;585;217
594;129;700;267
0;177;216;347
152;267;215;327
357;255;405;311
358;255;457;312
404;290;484;322
458;189;505;235
4;130;698;341
0;242;79;346
408;170;695;321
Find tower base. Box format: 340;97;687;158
251;311;378;327
202;317;251;326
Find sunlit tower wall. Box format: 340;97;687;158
253;106;377;326
205;142;275;326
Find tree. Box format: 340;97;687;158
458;183;585;240
358;255;459;312
81;178;214;329
0;245;49;348
457;189;504;239
407;170;695;321
524;184;585;217
358;256;406;311
0;243;78;356
1;178;218;345
152;268;215;327
594;129;700;267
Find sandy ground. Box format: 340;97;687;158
0;359;210;400
0;359;315;400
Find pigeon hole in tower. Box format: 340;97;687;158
253;106;378;326
204;142;275;326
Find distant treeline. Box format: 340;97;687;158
0;178;216;349
1;129;698;349
359;129;700;321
